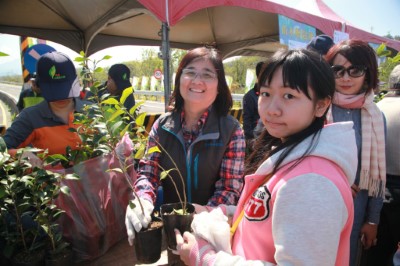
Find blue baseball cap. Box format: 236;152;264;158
306;35;334;56
36;51;80;102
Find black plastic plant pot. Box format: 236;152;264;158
45;247;73;266
134;216;163;264
12;249;45;266
160;202;195;250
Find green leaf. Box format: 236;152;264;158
129;101;146;115
74;57;85;62
110;121;124;135
108;109;125;122
134;146;145;159
65;173;80;180
0;186;6;199
148;146;161;154
129;200;136;209
135;112;147;127
106;168;123;173
22;147;43;153
173;208;186;215
392;54;400;62
379;50;391;57
0;137;7;152
376;43;386;55
120;87;133;104
0;51;9;56
160;169;175;180
94;67;103;73
60;186;70;195
120;123;131;137
102;55;112;60
46;154;68;162
102;98;119;105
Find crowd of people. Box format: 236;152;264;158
1;35;399;266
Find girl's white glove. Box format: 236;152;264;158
191;208;232;254
125;197;154;246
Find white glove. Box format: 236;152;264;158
191;208;232;254
125;197;154;246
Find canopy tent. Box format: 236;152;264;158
1;0;398;57
139;0;400;53
1;0;399;108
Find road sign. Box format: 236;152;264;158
154;69;163;80
24;44;56;74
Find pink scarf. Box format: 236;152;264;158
327;91;386;198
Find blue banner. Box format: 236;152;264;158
278;15;316;48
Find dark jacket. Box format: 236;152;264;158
242;86;260;139
157;109;239;205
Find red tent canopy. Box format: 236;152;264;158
138;0;400;51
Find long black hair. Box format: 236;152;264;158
245;49;335;175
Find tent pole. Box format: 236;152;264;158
161;22;171;112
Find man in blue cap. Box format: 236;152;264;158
4;51;90;156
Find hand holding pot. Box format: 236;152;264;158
125;197;154;246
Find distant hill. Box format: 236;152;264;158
0;58;22;77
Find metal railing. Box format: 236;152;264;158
134;89;244;106
0;82;244;107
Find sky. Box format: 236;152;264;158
0;0;399;76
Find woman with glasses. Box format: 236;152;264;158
325;39;386;266
124;47;245;262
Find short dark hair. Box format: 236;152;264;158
170;46;232;116
325;39;379;94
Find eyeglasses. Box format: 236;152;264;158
331;65;367;79
182;68;217;82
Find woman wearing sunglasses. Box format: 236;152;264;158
325;39;386;266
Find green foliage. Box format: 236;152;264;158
376;43;400;91
224;56;265;93
0;146;75;259
59;51;152;216
0;75;23;84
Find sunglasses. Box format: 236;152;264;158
331;65;367;79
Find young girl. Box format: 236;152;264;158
175;49;358;265
325;39;386;266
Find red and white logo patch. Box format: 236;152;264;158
244;185;270;221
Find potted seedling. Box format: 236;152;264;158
0;140;74;266
71;51;163;264
148;143;195;251
32;165;75;266
113;134;164;264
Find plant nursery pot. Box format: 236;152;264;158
134;216;163;264
45;248;73;266
160;202;195;250
12;249;45;266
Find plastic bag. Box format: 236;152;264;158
53;139;136;262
